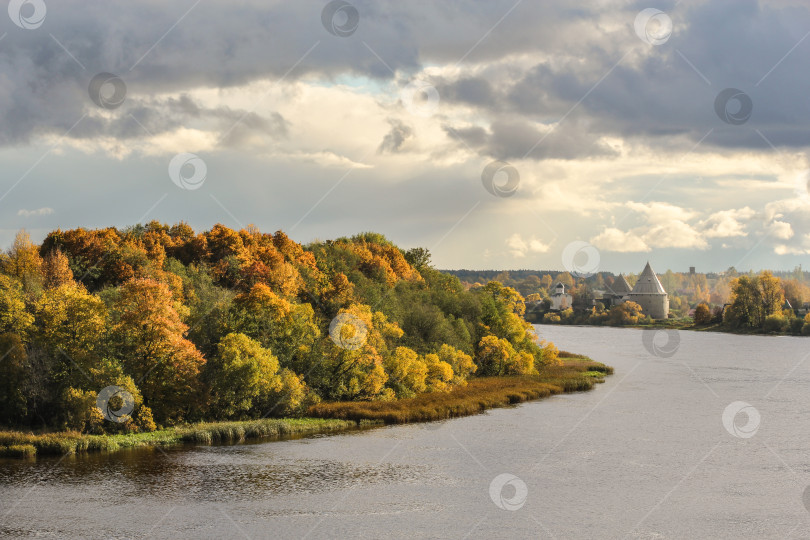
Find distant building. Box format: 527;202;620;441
603;274;632;306
550;282;572;311
597;262;670;319
689;266;696;275
628;262;670;319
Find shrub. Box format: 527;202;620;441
694;303;711;325
802;314;810;336
763;314;787;334
543;312;560;323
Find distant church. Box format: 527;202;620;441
550;282;572;311
604;262;669;319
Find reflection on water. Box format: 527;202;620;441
4;326;810;539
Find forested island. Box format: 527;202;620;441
0;223;609;458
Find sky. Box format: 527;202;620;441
1;0;810;274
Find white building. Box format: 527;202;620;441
550;282;573;311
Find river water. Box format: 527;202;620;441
2;326;810;539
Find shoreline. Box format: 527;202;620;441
532;320;804;337
0;355;612;460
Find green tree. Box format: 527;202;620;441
208;332;294;418
0;333;28;425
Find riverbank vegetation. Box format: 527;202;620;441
0;354;611;459
0;418;359;458
309;353;612;424
0;224;562;439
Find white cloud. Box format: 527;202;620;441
700;207;756;238
590;227;650;252
625;201;697;224
768;220;794;240
506;233;550;258
17;207;54;217
643;220;709;250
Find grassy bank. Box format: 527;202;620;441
308;354;613;424
1;355;612;460
0;417;361;459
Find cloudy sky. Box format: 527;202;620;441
1;0;809;273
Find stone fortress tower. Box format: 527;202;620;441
628;262;669;319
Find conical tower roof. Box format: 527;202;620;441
630;262;666;295
608;274;632;295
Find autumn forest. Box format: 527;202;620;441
0;223;559;434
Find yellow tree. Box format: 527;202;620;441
0;275;34;338
110;278;205;423
423;353;454;392
758;271;784;323
41;249;74;289
694;303;712;325
35;282;107;388
5;230;43;291
384;346;428;397
436;344;476;385
475;335;514;376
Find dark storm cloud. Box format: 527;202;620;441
1;0;809;157
444;118;617;160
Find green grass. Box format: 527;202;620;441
308;355;613;424
0;418;360;459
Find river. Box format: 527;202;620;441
2;326;810;539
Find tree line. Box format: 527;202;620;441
0;223;558;434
